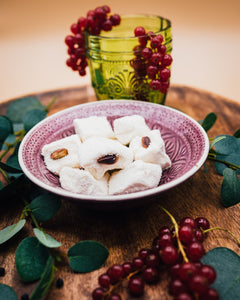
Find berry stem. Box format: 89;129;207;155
203;227;240;247
159;206;189;262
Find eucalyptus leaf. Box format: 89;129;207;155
0;116;13;141
68;240;109;273
214;135;240;175
0;284;18;300
15;236;49;282
233;128;240;138
0;219;26;245
23;109;47;132
201;112;217;132
0;181;2;190
201;247;240;299
6;96;45;123
1;134;16;150
221;168;240;207
30;255;54;300
33;228;62;248
30;194;61;223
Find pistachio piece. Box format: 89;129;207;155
97;154;119;164
50;148;69;160
141;136;151;148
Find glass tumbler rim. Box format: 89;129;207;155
86;14;171;41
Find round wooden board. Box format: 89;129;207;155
0;84;240;299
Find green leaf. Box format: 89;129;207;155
0;181;2;190
68;240;109;273
233;128;240;138
30;194;61;223
0;284;18;300
30;256;54;300
0;219;26;245
0;161;22;174
201;112;217;132
214;135;240;175
221;168;240;207
0;116;13;142
23;109;47;132
202;247;240;299
33;228;62;248
6;96;45;123
1;134;16;150
15;237;49;282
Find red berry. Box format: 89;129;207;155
65;35;75;48
70;23;80;34
147;65;158;79
159;68;171;81
169;278;188;296
102;19;113;31
187;242;205;262
134;26;146;37
169;263;181;279
92;287;105;300
128;277;144;296
102;5;111;13
142;266;159;283
161;54;173;66
108;294;122;300
138;248;151;260
77;17;87;29
150;35;163;48
200;288;220;300
178;262;198;281
145;253;160;267
157;44;167;54
175;293;194;300
180;217;196;229
199;265;217;284
178;225;194;244
189;274;209;295
150;79;161;91
94;6;107;21
107;264;124;283
141;47;153;59
151;52;162;65
110;14;121;26
161;245;179;265
122;262;133;277
195;217;210;230
158;233;174;248
98;273;111;288
132;257;144;270
195;229;205;243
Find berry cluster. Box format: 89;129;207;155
131;26;173;94
92;215;219;300
65;5;121;76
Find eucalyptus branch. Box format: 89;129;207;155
21;197;42;230
0;167;11;183
207;153;240;171
44;96;58;112
0;130;25;160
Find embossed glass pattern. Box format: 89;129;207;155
86;15;172;104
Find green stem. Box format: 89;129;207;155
44;96;58;112
21;197;41;230
0;167;10;183
0;130;25;160
159;206;189;263
203;227;240;247
207;154;240;171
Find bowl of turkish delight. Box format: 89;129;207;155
18;100;209;208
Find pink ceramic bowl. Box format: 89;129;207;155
18;100;209;208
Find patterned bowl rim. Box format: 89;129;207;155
18;100;209;203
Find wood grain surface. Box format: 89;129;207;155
0;84;240;300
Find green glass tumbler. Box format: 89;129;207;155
85;14;172;104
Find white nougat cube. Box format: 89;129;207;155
73;116;115;141
113;115;151;145
59;167;109;195
129;130;171;170
109;160;162;195
78;137;133;179
41;134;82;175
